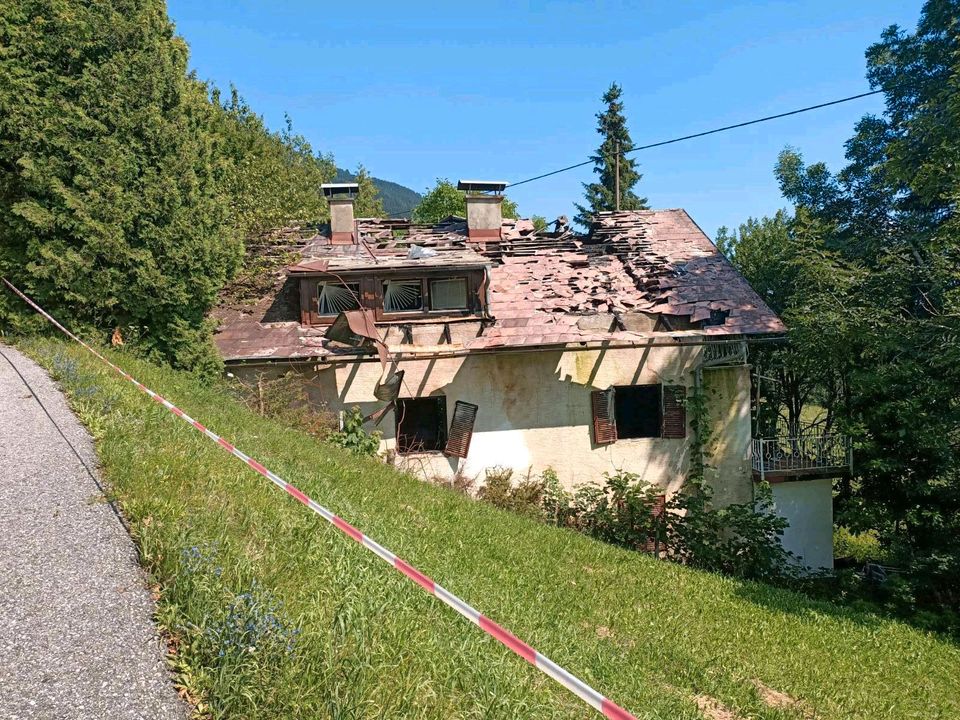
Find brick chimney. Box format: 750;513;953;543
322;183;358;244
458;180;507;242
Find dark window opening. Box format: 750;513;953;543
702;309;730;327
613;384;661;439
396;396;447;453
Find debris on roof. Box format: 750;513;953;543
213;209;786;362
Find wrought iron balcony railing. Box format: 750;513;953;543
752;433;853;482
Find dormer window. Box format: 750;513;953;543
429;277;468;310
297;268;487;325
383;279;424;312
318;281;360;316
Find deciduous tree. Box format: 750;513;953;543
411;179;519;224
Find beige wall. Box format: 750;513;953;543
233;344;754;504
701;366;754;506
770;478;834;570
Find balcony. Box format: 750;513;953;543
752;432;852;483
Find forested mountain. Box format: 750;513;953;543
334;168;421;217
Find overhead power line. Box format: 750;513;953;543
507;89;884;188
386;88;883;217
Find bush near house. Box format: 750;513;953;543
23;336;960;720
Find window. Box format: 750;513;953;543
301;269;485;326
429;277;468;310
318;281;360;316
614;384;662;439
591;384;687;444
396;396;447;453
383;279;423;312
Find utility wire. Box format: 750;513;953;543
385;88;883;216
507;89;884;188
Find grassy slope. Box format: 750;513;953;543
23;337;960;720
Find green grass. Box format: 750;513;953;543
22;337;960;719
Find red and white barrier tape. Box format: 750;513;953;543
3;277;637;720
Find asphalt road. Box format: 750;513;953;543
0;345;187;720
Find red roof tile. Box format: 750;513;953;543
213;209;785;361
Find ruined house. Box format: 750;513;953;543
214;182;850;569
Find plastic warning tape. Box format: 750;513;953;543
3;277;636;720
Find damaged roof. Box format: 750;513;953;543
213;209;786;362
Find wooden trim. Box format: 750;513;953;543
662;385;687;439
444;401;479;459
300;270;486;326
591;388;618;445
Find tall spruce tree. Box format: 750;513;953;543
574;83;648;227
0;0;242;376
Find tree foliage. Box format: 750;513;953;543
334;167;420;217
0;0;241;376
211;94;335;238
723;0;960;617
352;164;385;218
411;178;519;224
0;1;337;376
574;82;648;227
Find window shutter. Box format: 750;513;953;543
591;388;618;445
662;385;687;438
444;401;478;459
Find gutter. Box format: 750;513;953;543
223;333;787;369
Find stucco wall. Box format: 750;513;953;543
701;366;753;506
770;478;834;570
233;345;753;505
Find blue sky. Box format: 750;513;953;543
168;1;924;238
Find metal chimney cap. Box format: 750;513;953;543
457;180;508;194
321;183;360;199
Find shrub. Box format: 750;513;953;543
834;527;885;563
666;481;795;581
540;470;794;581
477;467;545;519
327;407;382;457
230;371;337;440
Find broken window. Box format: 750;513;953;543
318;281;360;315
591;384;687;444
614;384;662;439
383;279;423;312
396;396;447;453
429;277;468;310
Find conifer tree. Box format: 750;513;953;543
0;0;241;376
574;83;648;227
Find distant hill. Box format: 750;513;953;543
334;168;421;217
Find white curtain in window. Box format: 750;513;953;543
384;279;423;311
318;282;360;315
429;278;468;310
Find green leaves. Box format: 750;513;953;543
411;178;519;224
728;0;960;619
0;3;340;378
